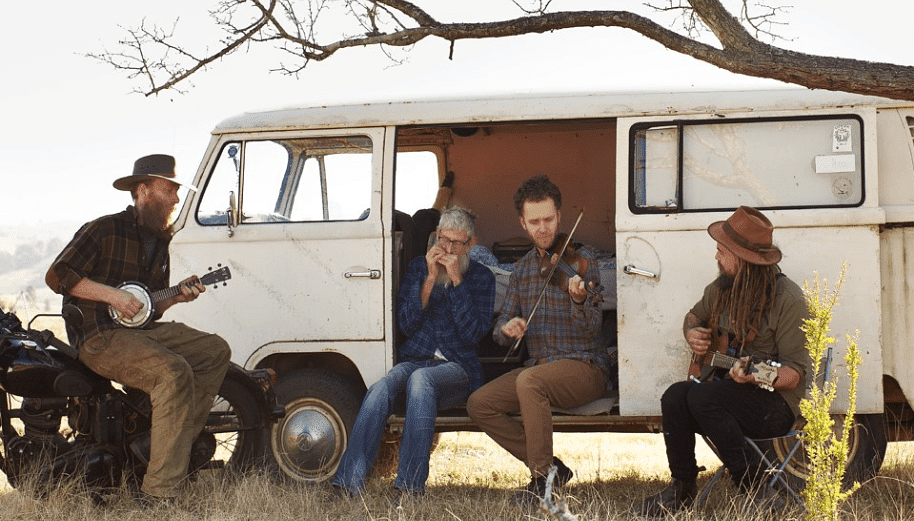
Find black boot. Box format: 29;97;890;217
511;476;548;506
634;478;697;518
552;456;574;487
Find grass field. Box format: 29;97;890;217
1;432;912;521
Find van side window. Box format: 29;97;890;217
197;135;374;224
630;116;864;212
394;150;441;216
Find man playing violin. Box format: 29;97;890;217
635;206;808;517
46;154;231;505
467;175;607;505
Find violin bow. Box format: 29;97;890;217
502;208;585;362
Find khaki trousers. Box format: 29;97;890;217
80;322;231;497
467;358;605;476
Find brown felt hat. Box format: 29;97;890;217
113;154;197;192
707;206;781;265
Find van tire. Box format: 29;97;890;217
269;369;362;482
758;413;887;491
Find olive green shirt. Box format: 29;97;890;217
690;275;809;417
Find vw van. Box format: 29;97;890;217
167;88;914;485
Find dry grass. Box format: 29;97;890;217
1;433;911;520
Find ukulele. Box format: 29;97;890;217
687;334;781;391
108;265;231;329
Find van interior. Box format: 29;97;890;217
391;120;620;397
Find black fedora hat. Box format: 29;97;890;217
113;154;197;192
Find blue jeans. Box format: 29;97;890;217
332;359;470;492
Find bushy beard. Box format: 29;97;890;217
435;252;471;287
136;198;175;239
714;262;735;290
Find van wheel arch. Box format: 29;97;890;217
269;368;364;482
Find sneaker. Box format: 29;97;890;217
633;478;697;518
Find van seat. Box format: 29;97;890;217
551;390;619;416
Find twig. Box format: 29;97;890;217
540;465;579;521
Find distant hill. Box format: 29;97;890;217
0;222;80;314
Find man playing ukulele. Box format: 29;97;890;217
636;206;809;516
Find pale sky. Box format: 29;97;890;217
2;1;912;227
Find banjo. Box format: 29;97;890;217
108;265;231;329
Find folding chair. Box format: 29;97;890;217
694;347;833;510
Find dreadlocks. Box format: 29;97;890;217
709;259;779;349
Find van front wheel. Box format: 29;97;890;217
270;369;362;482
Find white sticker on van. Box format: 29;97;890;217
833;124;852;152
815;154;856;174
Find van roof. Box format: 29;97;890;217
212;88;908;134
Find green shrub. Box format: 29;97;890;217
800;264;861;521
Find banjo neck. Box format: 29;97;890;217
149;279;202;306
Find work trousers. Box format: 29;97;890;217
467;358;605;476
80;322;231;497
661;379;795;488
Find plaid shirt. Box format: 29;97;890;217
397;256;496;391
494;247;606;373
46;206;171;347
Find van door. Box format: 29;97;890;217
614;111;884;416
168;128;390;358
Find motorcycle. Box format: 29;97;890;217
0;306;283;498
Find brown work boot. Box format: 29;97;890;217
634;478;697;518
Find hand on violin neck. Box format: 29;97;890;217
567;274;588;304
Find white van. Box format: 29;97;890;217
167;88;914;486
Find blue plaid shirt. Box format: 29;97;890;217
494;247;607;374
397;257;496;391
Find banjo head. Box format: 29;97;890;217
109;282;154;328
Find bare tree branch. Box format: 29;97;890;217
89;0;914;100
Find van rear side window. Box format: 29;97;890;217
630;116;864;213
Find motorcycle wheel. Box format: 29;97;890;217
204;372;266;473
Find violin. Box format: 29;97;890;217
539;233;603;303
503;209;602;361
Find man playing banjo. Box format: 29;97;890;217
46;154;231;505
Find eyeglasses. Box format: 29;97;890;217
437;234;471;249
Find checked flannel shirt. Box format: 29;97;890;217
397;256;496;391
46;206;171;348
493;247;607;375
